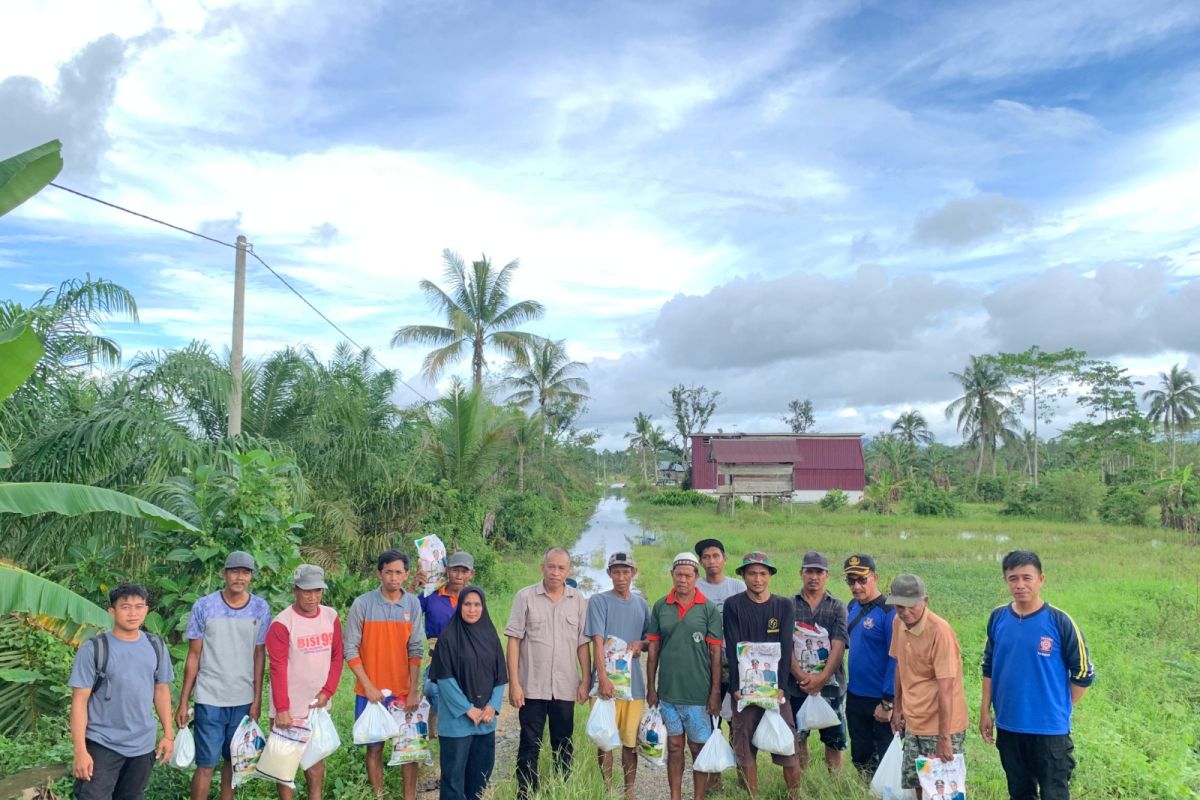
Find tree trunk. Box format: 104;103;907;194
1169;418;1177;471
473;333;485;388
517;445;525;493
975;442;985;489
1032;381;1039;487
641;443;649;483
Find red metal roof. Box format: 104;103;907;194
708;437;864;470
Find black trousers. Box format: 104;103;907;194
516;699;575;798
845;692;893;772
996;728;1076;800
73;740;155;800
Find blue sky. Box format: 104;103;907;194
2;0;1198;446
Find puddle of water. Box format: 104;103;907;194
959;531;975;540
898;531;910;540
996;534;1010;543
570;490;657;595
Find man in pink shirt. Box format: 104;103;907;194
266;565;344;800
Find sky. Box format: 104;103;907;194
2;0;1198;449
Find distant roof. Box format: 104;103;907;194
693;432;863;439
708;437;865;470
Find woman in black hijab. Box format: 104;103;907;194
428;586;508;800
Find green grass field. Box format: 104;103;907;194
623;499;1200;799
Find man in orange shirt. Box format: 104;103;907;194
344;550;425;800
886;574;968;800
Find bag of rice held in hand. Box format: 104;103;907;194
915;753;967;800
255;723;312;788
735;641;781;711
388;698;434;766
636;705;667;767
230;715;266;788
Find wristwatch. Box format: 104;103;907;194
880;699;894;712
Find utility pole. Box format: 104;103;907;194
228;234;247;437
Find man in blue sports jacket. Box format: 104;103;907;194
980;550;1095;800
841;554;897;774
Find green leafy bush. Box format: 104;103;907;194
910;483;960;517
647;489;712;507
818;489;848;511
1100;486;1151;526
975;475;1007;502
1001;472;1105;522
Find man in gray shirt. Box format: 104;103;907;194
70;584;175;800
695;538;746;713
175;551;271;800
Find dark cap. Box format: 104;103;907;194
446;552;475;569
801;551;829;571
843;554;876;576
607;552;636;569
694;538;725;556
886;573;927;607
735;552;777;575
223;551;255;572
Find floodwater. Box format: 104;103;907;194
569;487;659;595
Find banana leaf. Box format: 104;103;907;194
0;482;201;533
0;140;63;218
0;563;109;645
0;325;44;402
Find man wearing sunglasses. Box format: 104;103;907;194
842;554;897;775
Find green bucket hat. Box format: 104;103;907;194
735;551;777;575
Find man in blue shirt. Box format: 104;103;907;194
841;554;897;775
981;550;1095;800
416;550;475;739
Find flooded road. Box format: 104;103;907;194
569;487;659;594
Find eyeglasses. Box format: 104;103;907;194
845;575;870;586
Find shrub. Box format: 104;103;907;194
910;483;960;517
975;475;1007;502
648;489;712;507
1099;486;1152;526
1039;471;1105;522
492;492;558;551
818;489;848;511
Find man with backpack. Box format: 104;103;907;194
69;584;175;800
175;551;272;800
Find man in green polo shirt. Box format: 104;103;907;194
646;552;722;800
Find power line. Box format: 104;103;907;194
47;181;430;402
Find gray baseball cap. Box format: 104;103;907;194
446;551;475;569
293;564;328;590
223;551;256;572
886;573;927;607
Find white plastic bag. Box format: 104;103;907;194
636;705;666;767
692;716;737;773
255;723;311;788
748;705;796;758
388;698;434;766
586;698;622;751
794;693;840;730
751;707;795;756
353;699;400;745
915;753;966;800
870;734;915;800
230;715;266;788
169;725;195;769
300;706;341;771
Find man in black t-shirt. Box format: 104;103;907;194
723;553;800;800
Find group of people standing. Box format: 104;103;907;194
67;539;1093;800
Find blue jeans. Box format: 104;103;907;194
193;702;251;768
439;732;495;800
658;702;713;744
424;666;440;714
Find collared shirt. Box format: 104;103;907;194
889;608;968;736
419;585;459;640
847;594;897;700
647;588;723;705
504;582;589;701
793;589;849;698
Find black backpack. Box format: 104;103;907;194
89;631;168;701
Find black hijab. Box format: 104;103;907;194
428;586;508;708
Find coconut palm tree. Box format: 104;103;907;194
1143;364;1200;471
945;355;1018;485
391;250;544;387
891;410;934;447
625;412;654;484
503;338;589;460
423;380;514;493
